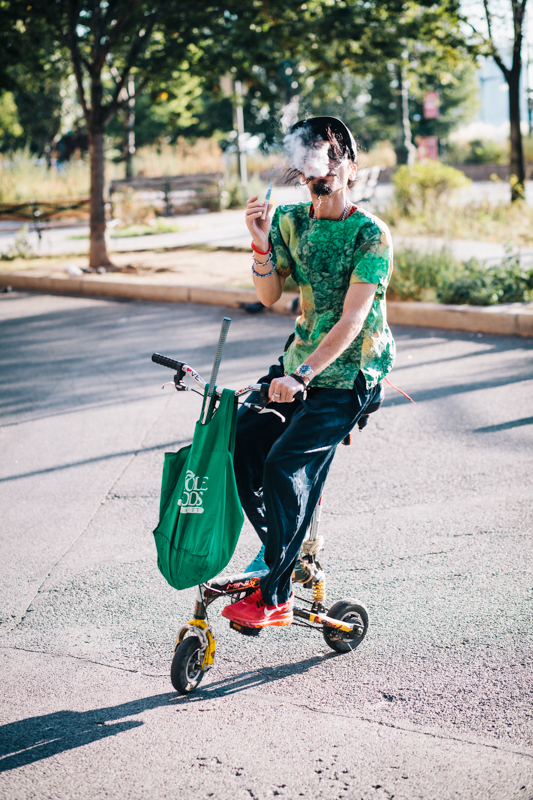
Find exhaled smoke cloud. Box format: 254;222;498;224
283;125;330;179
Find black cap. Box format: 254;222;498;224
289;116;357;162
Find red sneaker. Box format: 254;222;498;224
221;588;293;628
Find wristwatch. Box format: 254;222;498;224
295;364;314;382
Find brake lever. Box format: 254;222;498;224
174;375;187;391
243;403;286;423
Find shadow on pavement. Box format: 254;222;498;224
0;655;336;771
0;438;190;484
175;652;338;702
474;416;533;433
387;371;533;406
0;300;286;423
0;692;176;772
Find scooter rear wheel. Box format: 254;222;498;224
171;636;205;694
323;599;369;653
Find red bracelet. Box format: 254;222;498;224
251;241;271;255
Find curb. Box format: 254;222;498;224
387;300;533;338
0;271;296;316
1;270;532;337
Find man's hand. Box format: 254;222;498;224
269;375;306;403
245;195;273;253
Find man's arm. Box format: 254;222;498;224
245;195;286;305
268;281;377;403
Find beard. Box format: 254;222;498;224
310;178;333;196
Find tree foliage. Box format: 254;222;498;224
0;0;485;262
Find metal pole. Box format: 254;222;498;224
394;59;415;166
125;74;135;179
208;317;232;398
527;45;533;137
233;81;248;186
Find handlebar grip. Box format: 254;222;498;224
152;353;185;371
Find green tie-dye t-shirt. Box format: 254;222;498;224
269;202;395;389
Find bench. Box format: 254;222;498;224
108;172;225;217
349;165;382;205
0;198;90;238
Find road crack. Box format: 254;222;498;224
0;643;167;679
243;690;533;761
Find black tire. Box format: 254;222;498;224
323;599;369;653
171;636;205;694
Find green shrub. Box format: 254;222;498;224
444;139;505;165
389;246;457;301
392;161;470;217
437;253;533;305
390;246;533;305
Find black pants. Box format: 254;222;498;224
234;360;380;605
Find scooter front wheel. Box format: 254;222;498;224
323;599;369;653
171;636;205;694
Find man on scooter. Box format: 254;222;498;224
222;116;395;630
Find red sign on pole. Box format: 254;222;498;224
423;91;440;119
417;136;439;160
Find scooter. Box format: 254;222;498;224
152;318;377;695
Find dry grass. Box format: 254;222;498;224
383;199;533;246
0;139;224;205
359;140;396;169
132;138;224;177
0;151;91;203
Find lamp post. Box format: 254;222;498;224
394;59;415;166
233;80;248;187
125;74;135;179
221;75;248;187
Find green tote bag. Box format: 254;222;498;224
153;386;244;591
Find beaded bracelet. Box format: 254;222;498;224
252;262;277;278
252;250;273;267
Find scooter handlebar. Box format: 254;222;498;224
152;353;185;372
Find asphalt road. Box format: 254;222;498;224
0;292;532;800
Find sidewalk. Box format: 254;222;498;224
1;249;532;337
2;185;533;265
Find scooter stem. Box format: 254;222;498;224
208;317;231;398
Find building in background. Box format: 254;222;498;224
475;57;528;135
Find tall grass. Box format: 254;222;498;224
132;138;223;177
0;139;224;204
0;149;91;202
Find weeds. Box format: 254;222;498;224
0;225;34;260
382;161;533;246
384;197;533;246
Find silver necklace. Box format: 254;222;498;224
311;201;351;221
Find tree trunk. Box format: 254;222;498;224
88;129;113;268
508;69;526;202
